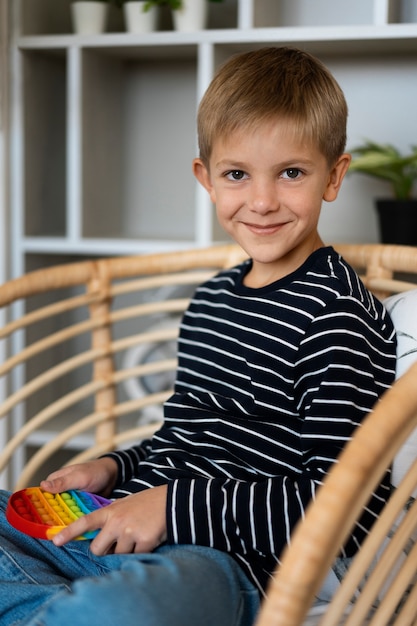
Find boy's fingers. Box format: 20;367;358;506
53;511;100;546
40;479;62;493
41;469;77;493
41;467;88;494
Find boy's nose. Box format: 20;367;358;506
248;180;279;214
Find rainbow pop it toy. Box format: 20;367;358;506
6;487;112;540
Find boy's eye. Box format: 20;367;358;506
282;168;302;179
226;170;247;181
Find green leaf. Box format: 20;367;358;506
348;139;417;200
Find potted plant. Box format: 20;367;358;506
349;140;417;245
142;0;223;31
120;1;158;33
71;0;115;34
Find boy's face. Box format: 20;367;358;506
193;120;350;287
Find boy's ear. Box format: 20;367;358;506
323;153;351;202
193;158;216;203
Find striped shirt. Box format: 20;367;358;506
108;246;396;594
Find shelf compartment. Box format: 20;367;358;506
19;0;72;36
80;49;198;242
393;1;417;23
22;49;67;237
17;0;124;36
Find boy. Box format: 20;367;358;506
0;47;396;625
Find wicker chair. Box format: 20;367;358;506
1;243;417;625
0;243;247;489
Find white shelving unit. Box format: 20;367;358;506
4;0;417;485
9;0;417;279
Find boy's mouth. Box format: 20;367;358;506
244;222;286;236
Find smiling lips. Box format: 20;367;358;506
244;221;287;236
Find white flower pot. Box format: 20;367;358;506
172;0;208;32
71;2;109;35
123;2;158;33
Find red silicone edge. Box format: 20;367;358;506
6;491;64;539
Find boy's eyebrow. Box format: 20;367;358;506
214;156;317;170
214;159;247;169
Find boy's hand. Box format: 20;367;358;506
52;485;168;555
40;457;118;498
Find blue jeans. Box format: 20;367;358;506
0;491;260;626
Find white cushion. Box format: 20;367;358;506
384;289;417;487
384;289;417;379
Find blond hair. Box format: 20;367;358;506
197;47;348;167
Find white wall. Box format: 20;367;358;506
319;53;417;244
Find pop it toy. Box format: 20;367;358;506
6;487;112;540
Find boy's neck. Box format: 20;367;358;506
243;237;325;288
